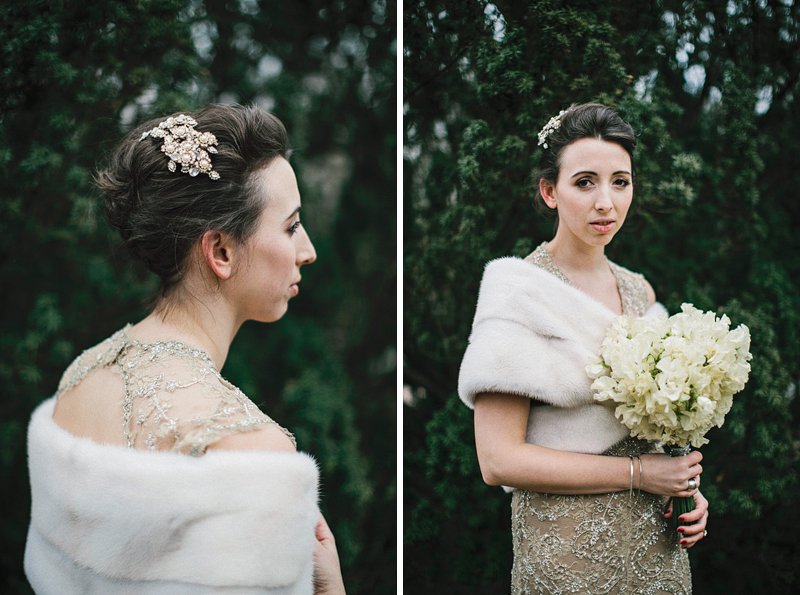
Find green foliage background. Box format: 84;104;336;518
0;1;395;593
404;1;799;593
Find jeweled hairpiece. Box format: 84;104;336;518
139;114;220;180
537;109;568;149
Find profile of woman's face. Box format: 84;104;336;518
541;137;633;248
232;157;317;323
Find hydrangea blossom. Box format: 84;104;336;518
587;304;752;447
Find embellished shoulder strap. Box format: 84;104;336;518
524;242;571;285
608;261;649;317
56;327;130;397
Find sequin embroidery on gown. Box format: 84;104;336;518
509;244;691;595
55;325;295;456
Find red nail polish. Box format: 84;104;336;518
677;528;685;533
680;539;687;545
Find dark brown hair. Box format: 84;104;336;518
97;104;290;301
536;102;636;202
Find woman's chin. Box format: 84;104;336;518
268;304;290;323
248;304;289;324
582;233;616;248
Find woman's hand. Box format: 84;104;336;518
639;451;703;498
313;515;346;595
664;490;709;549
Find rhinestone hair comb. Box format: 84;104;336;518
140;114;220;180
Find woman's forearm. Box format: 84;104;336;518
479;441;632;494
474;392;702;498
474;391;634;494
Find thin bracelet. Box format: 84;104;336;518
628;456;634;498
636;456;643;493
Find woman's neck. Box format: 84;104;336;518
545;235;608;275
130;296;241;371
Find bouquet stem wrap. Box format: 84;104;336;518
665;444;696;528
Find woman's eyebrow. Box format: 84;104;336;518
570;169;631;178
284;206;301;221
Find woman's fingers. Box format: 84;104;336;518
677;490;709;548
642;451;705;498
679;471;700;497
687;450;703;465
315;514;336;544
677;501;706;524
676;485;707;518
679;510;708;548
681;476;700;498
669;452;702;497
663;499;673;519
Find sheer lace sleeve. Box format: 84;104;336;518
116;338;296;456
55;326;296;456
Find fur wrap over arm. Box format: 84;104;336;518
458;257;667;457
24;398;319;595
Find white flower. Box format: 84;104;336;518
586;304;752;447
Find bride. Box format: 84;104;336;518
459;103;709;594
24;104;345;594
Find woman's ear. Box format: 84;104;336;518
199;230;236;280
539;178;558;210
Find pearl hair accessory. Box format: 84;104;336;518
139;114;220;180
537;108;568;149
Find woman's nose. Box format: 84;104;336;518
595;186;613;211
298;227;317;265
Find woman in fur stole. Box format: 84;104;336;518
459;104;709;594
25;105;345;595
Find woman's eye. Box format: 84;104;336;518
288;221;301;235
613;178;631;188
576;178;593;188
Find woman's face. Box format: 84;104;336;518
541;137;633;248
234;157;316;323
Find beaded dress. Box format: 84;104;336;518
509;244;691;594
55;324;294;456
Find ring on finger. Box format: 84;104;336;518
687;477;697;491
703;529;708;537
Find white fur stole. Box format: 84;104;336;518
458;257;667;456
24;398;319;594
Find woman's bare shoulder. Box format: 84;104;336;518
52;366;127;445
207;423;297;453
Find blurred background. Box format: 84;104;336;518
404;0;798;593
0;1;395;593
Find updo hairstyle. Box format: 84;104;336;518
97;104;290;300
537;102;637;194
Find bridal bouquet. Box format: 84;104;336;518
587;303;752;518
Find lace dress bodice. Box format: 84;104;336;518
56;325;295;456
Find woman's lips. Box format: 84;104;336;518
590;220;615;233
289;283;300;297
